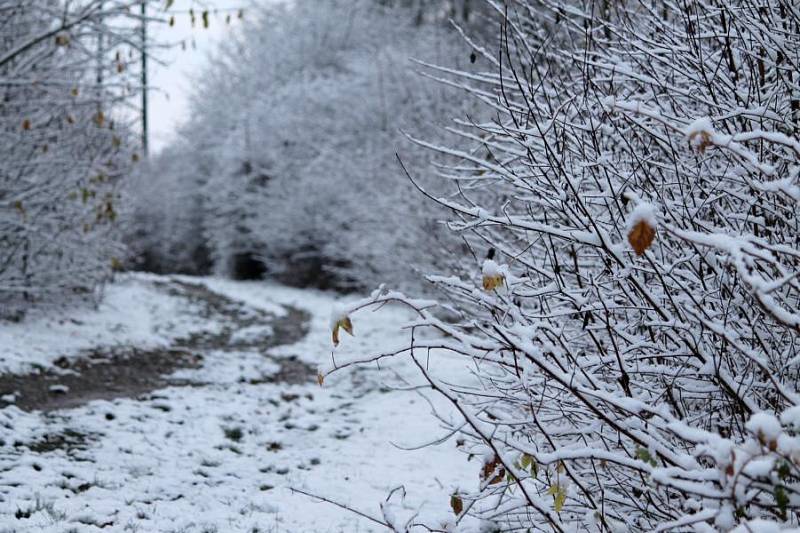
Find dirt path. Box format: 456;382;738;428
0;279;313;412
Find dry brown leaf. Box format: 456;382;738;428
481;455;505;485
628;219;656;256
450;494;463;516
688;130;712;154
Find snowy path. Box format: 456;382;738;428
0;275;473;532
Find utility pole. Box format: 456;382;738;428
140;0;149;158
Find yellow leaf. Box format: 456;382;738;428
482;274;504;291
332;316;353;346
548;484;566;513
554;489;566;513
340;316;353;335
317;372;324;386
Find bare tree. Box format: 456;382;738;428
325;0;800;530
0;0;160;315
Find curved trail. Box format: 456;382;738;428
0;279;313;412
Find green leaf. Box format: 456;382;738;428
777;460;791;481
776;485;789;517
554;489;566;513
520;454;531;469
635;447;657;467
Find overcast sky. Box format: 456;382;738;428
148;0;252;153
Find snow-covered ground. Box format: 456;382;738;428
0;275;476;532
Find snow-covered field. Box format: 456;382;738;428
0;275;475;532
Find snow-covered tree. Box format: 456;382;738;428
0;0;157;316
139;0;479;290
327;0;800;530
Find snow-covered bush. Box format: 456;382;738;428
327;0;800;530
0;0;154;315
137;0;479;291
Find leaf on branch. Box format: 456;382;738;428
21;119;31;130
55;33;70;46
635;447;657;467
481;455;506;485
685;118;714;154
628;219;655;256
317;372;324;386
450;493;463;516
482;259;507;291
547;484;567;512
93;111;105;127
332;316;353;346
688;130;712;154
482;274;504;291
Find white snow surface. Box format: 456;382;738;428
0;273;218;375
0;275;477;532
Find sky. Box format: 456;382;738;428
148;0;252;153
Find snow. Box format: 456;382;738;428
684;117;714;139
481;259;507;279
0;273;217;375
627;202;657;229
746;412;782;443
0;275;476;532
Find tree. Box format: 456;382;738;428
139;0;480;291
326;0;800;530
0;0;158;316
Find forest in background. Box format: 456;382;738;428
129;0;491;294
